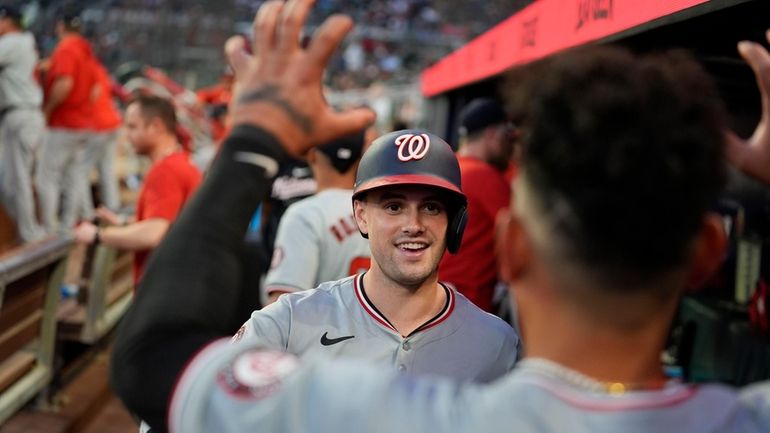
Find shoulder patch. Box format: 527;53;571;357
217;349;299;400
270;247;284;269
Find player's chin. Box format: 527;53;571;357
395;262;438;286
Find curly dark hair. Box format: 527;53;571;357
505;46;727;288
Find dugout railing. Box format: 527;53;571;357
0;235;71;423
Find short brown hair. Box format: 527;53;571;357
129;94;177;133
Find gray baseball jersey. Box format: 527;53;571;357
0;32;42;109
170;345;770;433
264;188;371;294
238;273;519;382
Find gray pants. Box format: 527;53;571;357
35;127;92;233
70;130;121;218
0;108;45;242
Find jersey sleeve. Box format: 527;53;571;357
263;204;320;293
500;325;520;370
170;339;477;433
238;295;294;350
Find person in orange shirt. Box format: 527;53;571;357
36;12;98;233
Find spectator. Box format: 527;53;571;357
0;5;46;243
439;98;513;312
74;95;201;285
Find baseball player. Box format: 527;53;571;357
0;5;46;243
263;129;372;303
112;2;770;432
236;128;518;383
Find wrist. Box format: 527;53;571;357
231;102;309;157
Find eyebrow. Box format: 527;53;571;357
376;192;445;203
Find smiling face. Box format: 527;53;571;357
354;184;449;289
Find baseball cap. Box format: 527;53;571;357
0;5;22;22
318;130;365;174
458;98;508;137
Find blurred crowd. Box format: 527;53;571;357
6;0;529;92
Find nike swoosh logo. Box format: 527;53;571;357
320;332;355;346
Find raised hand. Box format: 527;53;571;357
725;30;770;184
225;0;375;157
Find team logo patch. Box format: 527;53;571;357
395;133;430;162
217;349;299;400
231;324;247;342
270;247;284;270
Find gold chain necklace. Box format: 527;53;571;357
518;358;674;395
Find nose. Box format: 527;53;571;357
401;206;424;236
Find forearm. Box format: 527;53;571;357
100;219;168;251
111;125;287;430
44;76;73;116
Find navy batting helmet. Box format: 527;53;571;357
352;129;468;254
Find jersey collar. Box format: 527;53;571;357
353;273;455;338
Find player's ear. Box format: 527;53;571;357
685;212;727;292
148;116;164;134
353;199;369;237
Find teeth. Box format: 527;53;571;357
399;242;427;250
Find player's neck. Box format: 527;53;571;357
313;170;354;192
522;305;671;386
458;141;489;162
362;269;445;337
149;135;180;163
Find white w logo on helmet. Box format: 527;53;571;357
394;133;430;162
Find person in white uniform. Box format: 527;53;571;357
0;5;46;243
112;2;770;432
263;129;371;303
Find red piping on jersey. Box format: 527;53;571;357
524;375;699;412
416;282;455;333
354;274;397;332
353;274;456;336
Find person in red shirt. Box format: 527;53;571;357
74;95;202;285
36;12;98;233
438;98;513;312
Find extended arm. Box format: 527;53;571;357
110;1;374;430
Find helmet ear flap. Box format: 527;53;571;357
446;205;468;254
